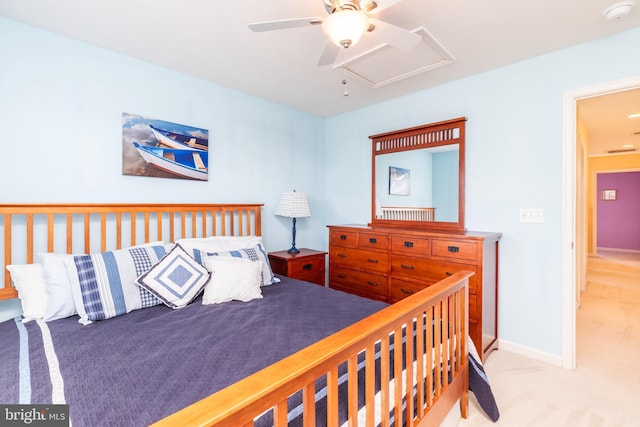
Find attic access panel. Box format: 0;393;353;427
334;27;455;88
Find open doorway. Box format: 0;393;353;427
562;77;640;369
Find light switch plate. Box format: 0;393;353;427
519;208;544;223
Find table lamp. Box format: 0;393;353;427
275;190;311;254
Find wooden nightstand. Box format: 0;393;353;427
268;248;327;286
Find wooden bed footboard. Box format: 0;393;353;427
154;271;471;427
0;203;263;300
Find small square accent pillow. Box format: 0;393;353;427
195;242;279;286
137;244;211;309
202;256;263;304
6;263;47;322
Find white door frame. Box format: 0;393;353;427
561;75;640;369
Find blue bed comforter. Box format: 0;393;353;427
0;277;498;425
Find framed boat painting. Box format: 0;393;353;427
122;113;209;181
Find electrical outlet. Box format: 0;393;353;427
519;208;544;223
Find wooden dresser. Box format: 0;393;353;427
328;225;501;360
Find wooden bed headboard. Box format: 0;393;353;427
0;203;263;300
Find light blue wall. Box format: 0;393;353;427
325;27;640;358
0;17;326;321
432;150;458;222
2;15;640;359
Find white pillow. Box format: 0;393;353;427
39;253;79;321
177;236;262;261
199;243;279;286
202;256;263;304
6;264;47;322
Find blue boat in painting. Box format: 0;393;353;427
149;125;208;151
133;142;208;181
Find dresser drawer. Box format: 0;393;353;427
330;266;388;299
390;235;430;256
389;277;434;302
329;229;358;248
358;232;389;251
329;247;389;274
431;239;478;262
390;278;479;318
390;256;478;294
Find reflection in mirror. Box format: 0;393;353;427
375;145;459;222
369;117;466;233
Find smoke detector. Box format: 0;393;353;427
602;1;634;21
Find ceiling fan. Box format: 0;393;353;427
248;0;421;66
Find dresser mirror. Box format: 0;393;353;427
369;117;466;233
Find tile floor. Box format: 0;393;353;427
458;251;640;427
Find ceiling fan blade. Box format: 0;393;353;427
365;0;404;14
317;39;340;66
367;18;421;51
248;17;323;32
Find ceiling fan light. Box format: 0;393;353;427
322;10;369;48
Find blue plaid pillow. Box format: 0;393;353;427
66;244;170;324
136;244;211;309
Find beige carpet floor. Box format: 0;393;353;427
458;251;640;427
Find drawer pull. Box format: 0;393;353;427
447;246;460;253
302;264;313;270
367;281;379;287
340;234;347;240
400;288;415;295
369;237;377;244
338;253;347;258
338;274;347;279
367;258;379;264
404;241;414;248
401;264;415;270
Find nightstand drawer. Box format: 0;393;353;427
288;256;324;277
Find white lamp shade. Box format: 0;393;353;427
322;10;369;48
275;191;311;218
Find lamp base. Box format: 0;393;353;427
287;246;300;254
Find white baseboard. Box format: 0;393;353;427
497;339;563;367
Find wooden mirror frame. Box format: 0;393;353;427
369;117;466;233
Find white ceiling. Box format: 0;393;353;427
1;0;639;154
578;88;640;156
